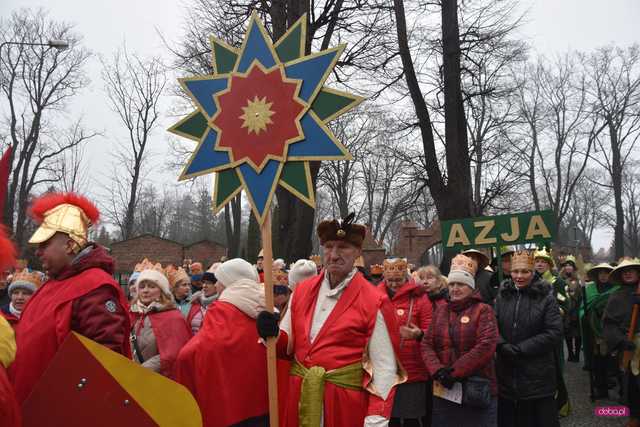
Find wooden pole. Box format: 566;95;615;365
260;210;279;427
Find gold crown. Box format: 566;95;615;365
11;270;43;288
383;258;408;279
273;269;289;285
164;265;190;288
451;254;477;276
511;250;535;271
533;248;554;266
370;264;384;275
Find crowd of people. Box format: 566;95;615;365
1;192;640;427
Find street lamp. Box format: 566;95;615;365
0;39;70;54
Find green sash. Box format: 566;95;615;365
291;360;363;427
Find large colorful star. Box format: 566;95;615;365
169;12;363;223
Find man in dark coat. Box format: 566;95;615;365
603;259;640;427
495;250;563;427
462;249;495;305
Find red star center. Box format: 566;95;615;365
212;63;306;171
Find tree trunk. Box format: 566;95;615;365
246;212;261;263
440;0;472;220
610;121;625;259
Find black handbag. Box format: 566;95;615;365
461;375;491;409
447;306;492;409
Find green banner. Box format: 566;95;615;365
441;210;556;250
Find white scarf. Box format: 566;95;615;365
218;279;266;319
8;303;21;319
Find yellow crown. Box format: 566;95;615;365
370;264;384;275
533;248;554;267
451;254;477;276
273;269;289;285
11;270;43;288
511;250;535;271
383;258;408;279
164;265;190;288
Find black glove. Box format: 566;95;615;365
439;370;457;389
256;311;280;340
621;340;636;352
434;367;455;388
499;343;521;359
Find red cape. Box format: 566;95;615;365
130;308;192;379
0;365;20;426
10;262;130;404
176;301;269;427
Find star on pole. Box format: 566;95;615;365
168;12;364;224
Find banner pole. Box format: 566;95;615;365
260;210;279;427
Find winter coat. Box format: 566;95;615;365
421;292;498;395
186;292;217;335
380;279;432;382
428;289;449;311
175;295;192;318
565;281;582;338
130;301;192;379
494;278;563;401
0;304;18;326
602;284;638;353
476;269;496;306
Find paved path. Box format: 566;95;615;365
561;358;626;426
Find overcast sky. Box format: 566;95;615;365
2;0;639;251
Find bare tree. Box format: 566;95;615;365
622;169;640;257
565;170;611;244
101;46;166;239
0;8;92;248
50;122;94;193
527;53;605;225
584;45;640;258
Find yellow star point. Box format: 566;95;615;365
239;96;275;135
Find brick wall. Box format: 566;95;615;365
110;235;183;274
184;241;228;269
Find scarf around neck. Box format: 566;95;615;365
218;279;266;319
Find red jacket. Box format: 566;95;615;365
130;308;192;379
280;271;402;426
421;292;498;395
380;280;432;382
10;245;131;403
176;301;269;426
0;306;18;327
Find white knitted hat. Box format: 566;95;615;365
136;269;172;298
289;259;317;290
447;270;475;289
215;258;259;288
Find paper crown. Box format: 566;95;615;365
450;254;477;276
511;250;535;271
28;193;100;248
317;212;366;248
533;248;554;266
370;264;384;276
309;255;322;266
11;269;43;289
164;265;190;288
383;258;408;279
273;269;289;285
560;255;577;267
190;262;204;275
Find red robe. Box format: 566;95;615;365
281;271;402;427
130;308;192;379
176;301;269;427
10;247;131;404
0;365;20;426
